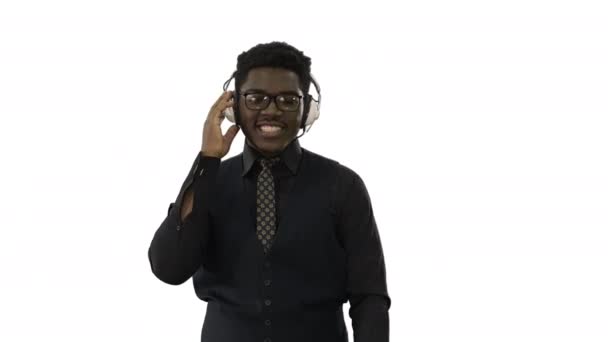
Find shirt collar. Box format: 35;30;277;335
241;138;302;177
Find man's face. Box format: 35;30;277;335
238;67;304;157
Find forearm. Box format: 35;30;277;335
148;197;208;285
337;170;391;341
350;294;391;342
148;152;220;285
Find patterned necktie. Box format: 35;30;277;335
256;157;281;254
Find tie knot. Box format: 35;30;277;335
259;157;280;169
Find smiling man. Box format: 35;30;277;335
148;41;391;342
237;66;304;156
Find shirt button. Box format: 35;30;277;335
176;224;182;231
264;299;272;306
264;261;271;268
264;279;271;286
265;319;271;326
264;338;272;342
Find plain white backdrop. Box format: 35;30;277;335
0;0;607;341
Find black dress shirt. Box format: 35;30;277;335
148;139;391;342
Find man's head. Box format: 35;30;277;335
233;42;312;157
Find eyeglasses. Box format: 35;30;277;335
239;92;303;112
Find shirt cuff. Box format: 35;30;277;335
192;151;221;182
171;152;221;227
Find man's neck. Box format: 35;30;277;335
246;139;283;158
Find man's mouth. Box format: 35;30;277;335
256;124;285;138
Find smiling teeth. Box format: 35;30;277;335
260;126;282;132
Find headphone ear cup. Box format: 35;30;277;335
223;107;236;123
304;95;320;127
300;95;310;129
222;94;239;125
234;95;241;126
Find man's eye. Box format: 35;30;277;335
248;94;267;103
280;96;298;104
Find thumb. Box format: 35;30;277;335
223;124;240;145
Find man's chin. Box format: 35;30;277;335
244;129;296;155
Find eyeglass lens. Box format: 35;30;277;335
245;93;300;111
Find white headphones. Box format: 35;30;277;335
221;71;321;132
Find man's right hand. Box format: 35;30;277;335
201;91;240;158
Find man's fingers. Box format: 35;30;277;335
207;91;233;122
212;91;232;111
223;124;240;144
208;91;227;117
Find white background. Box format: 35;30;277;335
1;0;607;341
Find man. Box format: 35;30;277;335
148;41;391;342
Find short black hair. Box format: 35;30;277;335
234;41;312;95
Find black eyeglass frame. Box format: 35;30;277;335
237;91;304;112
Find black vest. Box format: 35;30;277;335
193;148;349;342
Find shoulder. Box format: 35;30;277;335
302;148;364;187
